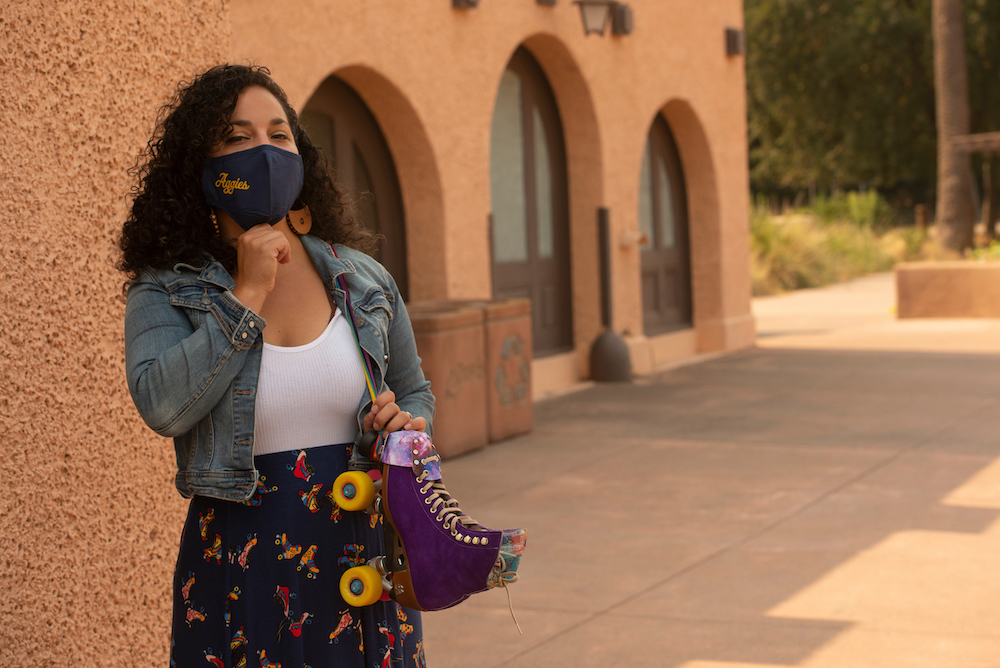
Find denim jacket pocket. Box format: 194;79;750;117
356;286;394;339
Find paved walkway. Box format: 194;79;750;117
422;273;1000;667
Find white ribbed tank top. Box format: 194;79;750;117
253;308;367;456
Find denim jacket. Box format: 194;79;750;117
124;235;434;502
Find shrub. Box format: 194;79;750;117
810;190;896;230
750;192;914;296
969;240;1000;261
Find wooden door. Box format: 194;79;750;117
489;47;572;356
301;77;409;300
639;115;692;334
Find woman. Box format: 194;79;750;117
119;64;432;667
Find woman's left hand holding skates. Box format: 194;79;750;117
335;424;526;614
362;390;426;434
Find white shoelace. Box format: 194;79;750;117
417;472;482;533
504;580;522;634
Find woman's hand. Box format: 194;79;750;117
231;223;290;313
363;390;426;433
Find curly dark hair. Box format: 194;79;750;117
117;64;376;283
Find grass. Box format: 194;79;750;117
811;190;896;230
750;192;931;296
969;240;1000;261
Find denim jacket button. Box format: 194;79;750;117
354;315;364;328
383;353;389;361
249;321;255;328
241;332;248;340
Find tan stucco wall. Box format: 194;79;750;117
230;0;755;381
1;2;230;665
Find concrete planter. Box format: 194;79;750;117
896;261;1000;318
483;299;533;444
408;302;488;458
408;298;535;457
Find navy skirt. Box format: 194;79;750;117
170;444;426;668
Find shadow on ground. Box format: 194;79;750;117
423;346;1000;668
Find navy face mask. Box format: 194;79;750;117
201;144;304;231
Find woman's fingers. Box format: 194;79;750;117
365;406;398;432
384;409;411;432
404;416;427;433
363;390;425;433
362;410;377;432
234;224;290;298
364;391;394;431
243;224;289;265
380;409;426;433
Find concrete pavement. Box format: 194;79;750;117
422;273;1000;667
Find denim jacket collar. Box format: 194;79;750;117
301;236;355;288
165;239;354;292
165;251;235;291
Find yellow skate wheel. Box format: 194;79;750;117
340;566;382;607
333;471;376;511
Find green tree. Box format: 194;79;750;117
933;0;976;250
965;0;1000;134
746;0;1000;211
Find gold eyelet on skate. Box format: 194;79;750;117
456;533;463;541
425;498;432;505
451;528;458;536
464;536;472;544
472;537;480;545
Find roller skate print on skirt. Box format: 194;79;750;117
170;444;426;668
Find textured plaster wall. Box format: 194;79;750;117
0;2;230;665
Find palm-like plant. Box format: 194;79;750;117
933;0;978;250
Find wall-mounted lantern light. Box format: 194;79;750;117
574;1;633;36
725;27;745;56
574;0;611;35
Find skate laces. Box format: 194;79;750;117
416;470;525;634
494;550;523;634
503;580;522;635
416;471;482;531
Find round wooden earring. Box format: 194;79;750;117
286;205;312;236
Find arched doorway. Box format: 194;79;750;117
300;76;409;300
639;114;692;334
489;47;572;357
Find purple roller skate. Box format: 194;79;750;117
337;430;526;614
